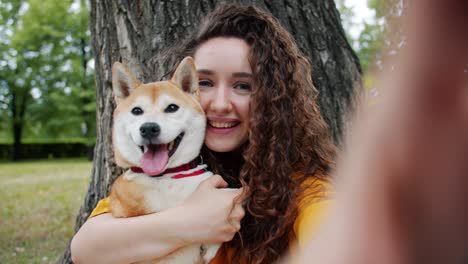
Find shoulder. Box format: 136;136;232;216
293;172;334;247
292;170;333;206
88;197;112;219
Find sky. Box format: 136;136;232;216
343;0;375;39
346;0;374;19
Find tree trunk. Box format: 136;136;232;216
59;0;361;262
12;120;22;161
11;87;28;161
11;91;21;161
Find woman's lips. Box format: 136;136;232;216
208;121;238;128
207;119;240;134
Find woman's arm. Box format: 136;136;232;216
292;1;468;263
71;175;245;264
71;208;188;264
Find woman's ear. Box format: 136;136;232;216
112;62;141;102
171;56;199;95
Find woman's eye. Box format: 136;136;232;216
234;83;252;92
164;104;179;113
131;107;144;115
198;80;213;87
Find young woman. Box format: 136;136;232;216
71;4;336;264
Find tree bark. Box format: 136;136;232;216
59;0;361;262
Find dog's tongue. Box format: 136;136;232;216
140;144;168;176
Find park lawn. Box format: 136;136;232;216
0;159;92;264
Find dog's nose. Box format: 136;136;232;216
140;122;160;139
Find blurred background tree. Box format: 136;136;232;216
0;0;95;160
336;0;405;91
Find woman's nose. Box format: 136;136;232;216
209;85;232;113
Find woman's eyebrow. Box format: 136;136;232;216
232;72;252;78
197;69;214;75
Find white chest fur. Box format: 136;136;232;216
124;167;213;212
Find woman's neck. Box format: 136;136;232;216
202;146;245;187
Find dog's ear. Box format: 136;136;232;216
171;57;199;96
112;62;141;102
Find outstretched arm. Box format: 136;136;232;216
293;0;468;263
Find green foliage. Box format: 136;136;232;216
336;0;387;75
356;21;384;72
0;0;95;151
368;0;387;18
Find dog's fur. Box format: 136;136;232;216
109;57;219;264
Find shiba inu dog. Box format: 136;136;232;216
109;57;219;263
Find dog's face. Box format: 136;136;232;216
111;57;205;176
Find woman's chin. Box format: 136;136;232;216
204;125;249;153
204;139;236;153
204;135;244;153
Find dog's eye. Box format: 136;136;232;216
131;107;144;115
164;104;179;113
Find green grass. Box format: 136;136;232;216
0;159;92;264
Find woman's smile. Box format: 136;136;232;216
207;117;241;134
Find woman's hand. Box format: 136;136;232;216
176;174;246;244
291;1;468;263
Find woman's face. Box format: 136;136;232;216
194;37;252;153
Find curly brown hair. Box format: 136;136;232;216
161;4;336;264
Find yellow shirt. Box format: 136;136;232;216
89;177;332;263
208;176;332;264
